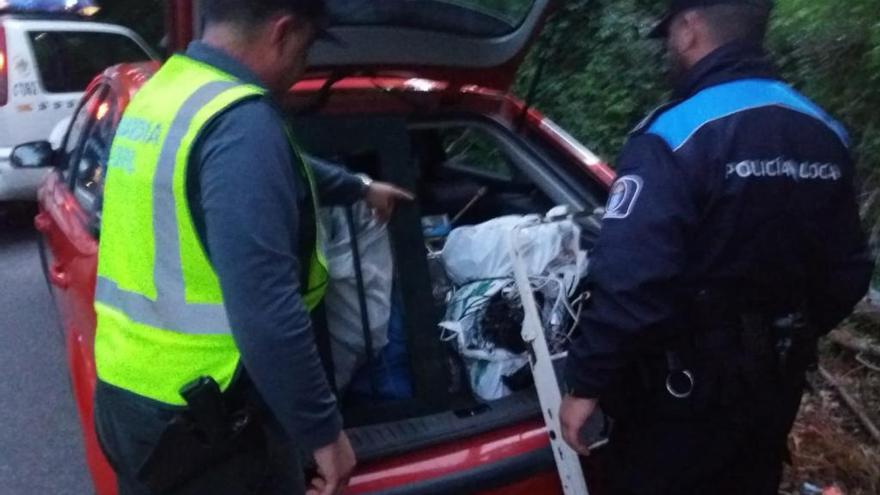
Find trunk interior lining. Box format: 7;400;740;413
289;113;564;454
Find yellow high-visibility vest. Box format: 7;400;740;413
94;55;328;405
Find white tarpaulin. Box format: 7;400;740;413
321;202;393;391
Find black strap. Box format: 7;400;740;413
296;165;318;292
345;207;379;396
310;302;337;393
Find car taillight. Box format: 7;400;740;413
0;26;7;107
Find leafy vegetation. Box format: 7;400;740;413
515;0;667;157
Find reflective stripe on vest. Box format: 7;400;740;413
94;55;328;405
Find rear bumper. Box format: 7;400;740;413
0;149;50;202
347;417;569;495
366;446;557;495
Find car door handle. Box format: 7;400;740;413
49;261;70;289
34;212;51;233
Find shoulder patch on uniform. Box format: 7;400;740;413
604;175;643;220
630;101;682;136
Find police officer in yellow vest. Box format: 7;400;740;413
93;1;413;494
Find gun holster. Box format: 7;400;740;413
615;290;819;421
136;377;269;494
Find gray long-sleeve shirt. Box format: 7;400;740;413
183;42;365;452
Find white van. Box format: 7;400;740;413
0;13;156;202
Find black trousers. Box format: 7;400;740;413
601;375;806;495
94;381;305;495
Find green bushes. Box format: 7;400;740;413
516;0;668;159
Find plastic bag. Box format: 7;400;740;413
441;213;587;291
320;201;393;391
438;211;590;400
440;280;529;401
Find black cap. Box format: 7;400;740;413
203;0;342;44
649;0;772;38
286;0;342;44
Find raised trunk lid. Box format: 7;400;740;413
168;0;555;91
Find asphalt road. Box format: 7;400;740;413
0;208;94;494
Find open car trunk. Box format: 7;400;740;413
157;0;602;478
289;112;604;464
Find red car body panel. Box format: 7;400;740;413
36;172;112;494
348;420;555;493
38;53;614;493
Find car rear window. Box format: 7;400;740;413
27;31;150;93
328;0;535;37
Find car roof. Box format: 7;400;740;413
96;61;160;106
1;16;135;32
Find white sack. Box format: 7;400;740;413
441;212;588;292
321;202;393;391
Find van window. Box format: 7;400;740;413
28;31;150;93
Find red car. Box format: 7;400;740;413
16;0;615;493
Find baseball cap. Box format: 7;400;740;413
649;0;773;38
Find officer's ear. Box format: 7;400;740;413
268;13;316;56
266;14;294;53
669;10;701;58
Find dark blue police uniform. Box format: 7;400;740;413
565;41;873;494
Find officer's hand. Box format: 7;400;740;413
365;182;415;223
307;432;357;495
560;395;598;457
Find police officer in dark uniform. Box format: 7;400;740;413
559;1;874;494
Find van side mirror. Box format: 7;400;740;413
11;141;55;169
